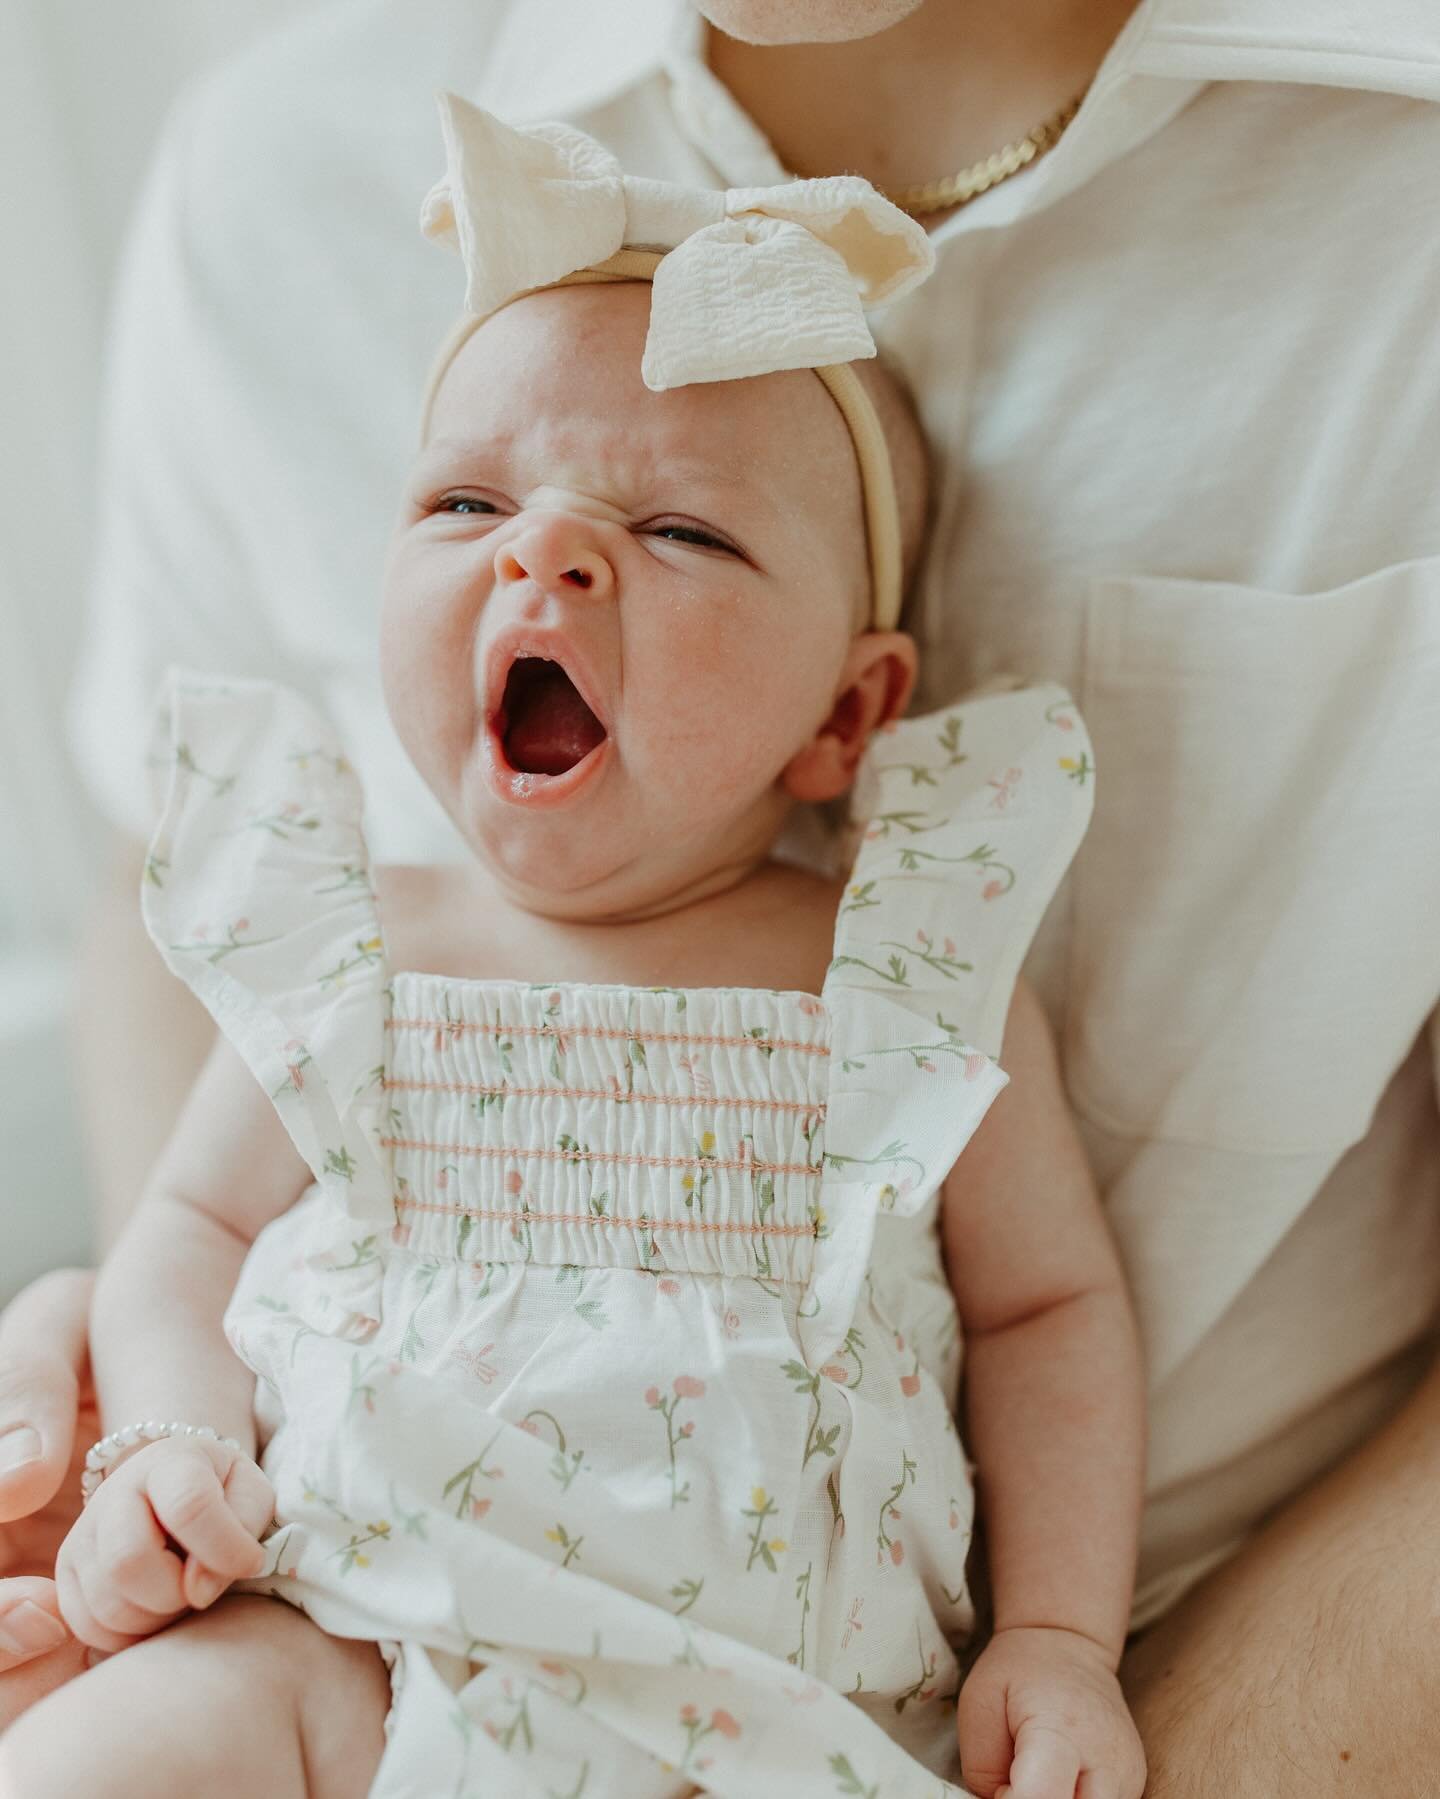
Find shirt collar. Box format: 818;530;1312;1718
478;0;1440;128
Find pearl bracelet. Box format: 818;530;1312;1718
81;1420;242;1504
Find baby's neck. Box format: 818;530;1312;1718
376;855;846;998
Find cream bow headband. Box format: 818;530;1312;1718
419;93;935;631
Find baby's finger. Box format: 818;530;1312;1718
94;1479;185;1618
1009;1722;1082;1799
54;1549;160;1653
956;1677;1017;1798
220;1452;276;1544
144;1453;265;1579
182;1557;235;1612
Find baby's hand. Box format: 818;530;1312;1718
958;1625;1146;1799
54;1437;273;1652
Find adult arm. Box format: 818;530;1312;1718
0;1271;92;1708
1124;1002;1440;1797
71;833;215;1251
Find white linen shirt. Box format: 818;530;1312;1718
70;0;1440;1626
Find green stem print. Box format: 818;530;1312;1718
443;1430;506;1520
862;809;943;841
241;804;322;839
893;1624;940;1714
329;1517;392;1575
544;1521;584;1567
878;716;966;788
645;1376;705;1506
896;841;1016;896
547;1763;590;1799
823;1139;926;1187
742;1485;787;1573
323;1149;360;1186
320;1228;376;1267
828;1752;880;1797
669;1576;705;1617
347;1353;382;1416
520;1409;586;1491
676;1702;742;1776
1059;750;1093;785
318;935;384;988
788;1562;813;1669
681;1131;718;1214
876;1452;917;1567
166;919;284;964
828;930;971;989
174;741;235;796
781;1361;842;1466
144;852;169;889
398;1261;443;1362
312;862;372;895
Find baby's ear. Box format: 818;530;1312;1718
781;632;918;804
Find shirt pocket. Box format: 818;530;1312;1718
1065;558;1440;1158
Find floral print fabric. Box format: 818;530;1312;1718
142;673;1093;1797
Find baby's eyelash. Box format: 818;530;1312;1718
433;494;500;515
647;521;742;556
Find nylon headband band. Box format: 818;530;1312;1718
419;249;903;633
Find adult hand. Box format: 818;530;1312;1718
0;1268;94;1719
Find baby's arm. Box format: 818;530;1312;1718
945;979;1146;1799
60;1037;311;1651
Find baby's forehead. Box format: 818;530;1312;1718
427;283;861;502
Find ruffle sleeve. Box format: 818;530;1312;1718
803;683;1094;1361
141;671;394;1331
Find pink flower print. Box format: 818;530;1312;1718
390;1222;411;1247
680;1703;699;1725
721;1307;741;1341
518;1418;540;1436
986;766;1023;811
711;1710;741;1740
680;1420;696;1437
435;1168;448;1191
841;1596;864;1650
673;1374;706;1399
918;1058;937;1074
949;1504;961;1530
900;1372;922;1398
659;1277;681;1297
234;917;250;933
677;1054;713;1097
504;1169;524;1196
822;1364;848;1384
1054;712;1075;731
449;1343;498;1385
645;1385;662;1407
798;995;824;1018
471;1497;492;1521
894;1332;906;1351
865;821;883;841
890;1539;905;1566
963;1052;988;1081
982;879;1005;901
547;990;562;1008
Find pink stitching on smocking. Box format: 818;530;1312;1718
383;1077;824;1117
393;1194;818;1240
386;1018;830;1056
381;1136;821;1177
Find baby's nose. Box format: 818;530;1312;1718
494;514;614;599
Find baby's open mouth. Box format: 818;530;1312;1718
498;657;608;776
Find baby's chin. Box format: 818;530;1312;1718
698;0;924;44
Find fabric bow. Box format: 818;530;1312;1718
421;93;934;391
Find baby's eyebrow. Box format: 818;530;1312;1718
412;436;769;507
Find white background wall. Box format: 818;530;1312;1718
0;0;328;1303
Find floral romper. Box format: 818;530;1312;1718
143;673;1093;1798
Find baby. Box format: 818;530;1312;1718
0;102;1145;1799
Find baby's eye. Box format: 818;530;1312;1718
434;493;500;516
647;521;739;555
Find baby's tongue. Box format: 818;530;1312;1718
502;658;606;776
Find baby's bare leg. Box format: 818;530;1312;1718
0;1595;388;1799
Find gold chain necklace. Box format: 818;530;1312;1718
885;89;1087;215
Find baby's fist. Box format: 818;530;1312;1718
56;1437;273;1651
958;1625;1145;1799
